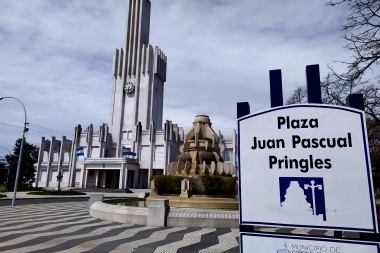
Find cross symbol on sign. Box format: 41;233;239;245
304;180;323;215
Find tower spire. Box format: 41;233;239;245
124;0;151;77
109;0;167;157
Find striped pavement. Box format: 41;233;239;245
0;201;351;252
0;201;240;252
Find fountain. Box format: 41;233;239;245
147;115;238;209
167;115;236;176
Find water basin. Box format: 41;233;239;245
106;198;146;207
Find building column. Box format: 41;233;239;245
147;121;155;188
119;164;126;189
163;121;169;175
101;171;106;187
166;145;171;175
84;169;89;188
69;124;81;187
80;164;86;188
57;136;65;176
95;170;99;188
35;137;46;187
46;136;56;187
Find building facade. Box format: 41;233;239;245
34;0;238;189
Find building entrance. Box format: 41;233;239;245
89;170;120;188
127;170;134;188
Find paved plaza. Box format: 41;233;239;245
0;201;240;253
0;198;358;252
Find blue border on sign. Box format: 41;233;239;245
239;232;380;253
237;104;378;233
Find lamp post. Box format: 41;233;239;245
0;97;28;206
0;146;11;181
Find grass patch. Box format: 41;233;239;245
0;186;6;192
0;193;6;198
27;190;86;196
0;186;44;192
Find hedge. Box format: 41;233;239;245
27;190;86;196
191;176;237;196
151;175;187;195
151;175;237;196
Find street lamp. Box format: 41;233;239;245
0;146;11;181
0;97;28;206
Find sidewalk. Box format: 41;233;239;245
0;191;140;199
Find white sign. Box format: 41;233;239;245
238;104;378;232
240;232;379;253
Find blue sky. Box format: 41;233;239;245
0;0;351;156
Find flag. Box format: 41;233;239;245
122;146;136;156
76;146;85;156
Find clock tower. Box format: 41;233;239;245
109;0;167;156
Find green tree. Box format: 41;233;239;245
5;138;38;190
0;161;8;186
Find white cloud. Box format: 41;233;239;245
0;0;355;156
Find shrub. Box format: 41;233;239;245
27;190;86;195
151;175;238;196
190;176;237;196
151;175;186;195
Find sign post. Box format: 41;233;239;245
239;104;377;232
237;64;379;252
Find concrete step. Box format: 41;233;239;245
73;188;126;193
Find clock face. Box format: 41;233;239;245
124;82;135;93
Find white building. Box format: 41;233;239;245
34;0;238;190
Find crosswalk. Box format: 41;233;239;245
0;201;239;253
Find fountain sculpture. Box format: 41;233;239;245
148;115;238;209
167;115;236;176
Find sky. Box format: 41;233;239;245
0;0;351;158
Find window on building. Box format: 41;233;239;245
53;152;59;162
140;146;150;161
91;147;100;158
223;148;233;161
43;151;49;162
154;146;164;161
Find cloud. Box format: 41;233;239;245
0;0;353;156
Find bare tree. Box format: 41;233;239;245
285;86;307;104
286;0;380;182
326;0;380;83
287;73;380;119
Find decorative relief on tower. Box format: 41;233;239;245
124;81;135;93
